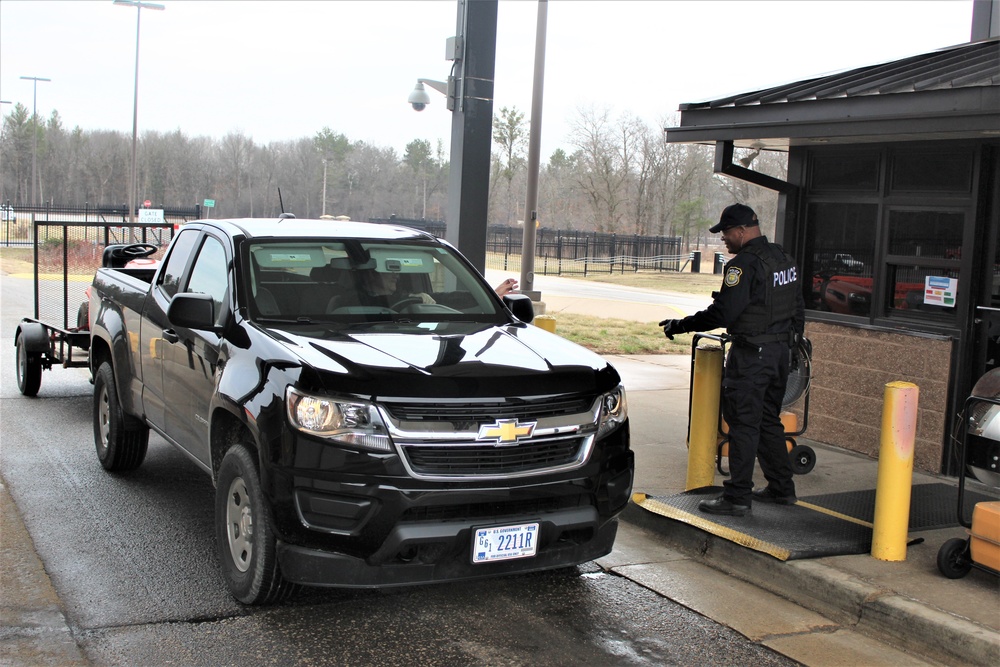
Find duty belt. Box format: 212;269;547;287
737;332;797;347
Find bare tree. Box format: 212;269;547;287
569;106;630;233
491;106;528;225
218;131;254;217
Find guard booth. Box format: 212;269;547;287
665;36;1000;475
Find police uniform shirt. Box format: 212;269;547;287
679;236;804;336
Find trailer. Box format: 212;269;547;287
12;215;174;396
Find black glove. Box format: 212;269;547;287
658;319;685;340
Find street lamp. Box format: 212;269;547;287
408;0;497;274
321;158;328;217
19;76;50;207
114;0;164;224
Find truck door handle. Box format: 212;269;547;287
162;329;179;344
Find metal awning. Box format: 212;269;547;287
665;38;1000;150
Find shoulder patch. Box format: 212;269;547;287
724;266;742;287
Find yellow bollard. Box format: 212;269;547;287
686;343;723;490
534;315;556;333
872;381;919;561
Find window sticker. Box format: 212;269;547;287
924;276;957;307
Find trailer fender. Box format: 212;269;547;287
15;321;49;354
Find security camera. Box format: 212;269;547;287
408;82;431;112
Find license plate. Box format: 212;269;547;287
472;522;539;563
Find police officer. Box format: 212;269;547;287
660;203;805;516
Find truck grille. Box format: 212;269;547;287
401;438;585;476
382;396;594;422
379;394;601;481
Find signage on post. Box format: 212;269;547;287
203;199;215;208
137;208;165;224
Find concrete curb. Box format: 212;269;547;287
620;501;998;667
0;479;89;666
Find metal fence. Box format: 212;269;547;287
486;226;686;276
1;204;199;329
1;202;202;248
369;218;688;276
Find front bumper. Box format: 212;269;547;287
276;504;621;588
267;418;633;587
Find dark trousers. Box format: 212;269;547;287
721;342;796;503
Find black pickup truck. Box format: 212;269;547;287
88;217;633;604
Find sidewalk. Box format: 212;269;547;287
487;272;997;665
606;352;1000;667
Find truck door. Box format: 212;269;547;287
141;228;200;432
161;233;229;466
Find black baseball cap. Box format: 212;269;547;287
710;203;759;234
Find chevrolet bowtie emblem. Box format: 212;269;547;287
477;419;536;446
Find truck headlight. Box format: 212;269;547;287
286;387;392;452
597;384;628;439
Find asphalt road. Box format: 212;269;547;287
1;273;792;666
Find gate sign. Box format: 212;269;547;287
138;208;165;224
203;199;216;208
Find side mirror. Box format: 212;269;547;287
503;293;534;324
167;293;216;330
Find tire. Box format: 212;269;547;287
215;444;296;605
93;362;149;471
77;301;89;330
15;333;42;397
937;537;972;579
789;444;816;475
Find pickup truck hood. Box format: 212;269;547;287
265;323;619;398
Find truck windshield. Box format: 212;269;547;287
244;239;505;324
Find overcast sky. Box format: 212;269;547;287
0;1;976;160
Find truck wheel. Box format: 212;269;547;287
93;362;149;471
15;333;42;397
215;444;296;605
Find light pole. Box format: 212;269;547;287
409;0;497;273
114;0;164;224
518;0;548;302
321;158;328;217
19;76;50;207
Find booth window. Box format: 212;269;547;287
810;153;880;192
890;150;974;194
884;210;964;321
803;202;877;316
801;143;976;327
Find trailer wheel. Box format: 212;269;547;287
937;537;972;579
15;333;42;397
789;444;816;475
216;444;297;605
93;362;148;471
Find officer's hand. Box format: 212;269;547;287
659;319;684;340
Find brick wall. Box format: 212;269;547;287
797;322;953;473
